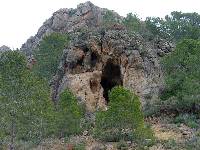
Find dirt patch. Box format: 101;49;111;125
152;124;182;142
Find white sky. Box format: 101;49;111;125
0;0;200;49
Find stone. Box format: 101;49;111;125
52;28;172;112
20;2;174;112
0;45;11;53
20;1;121;55
0;45;11;57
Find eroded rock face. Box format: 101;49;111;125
21;1;173;112
21;1;121;55
60;71;106;111
0;45;11;53
51;28;173;112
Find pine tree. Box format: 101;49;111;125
0;51;54;149
53;90;84;137
94;86;154;143
33;33;69;80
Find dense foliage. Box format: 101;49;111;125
53;90;84;137
146;11;200;41
123;13;141;33
1;8;200;149
161;39;200;112
0;51;54;148
33;33;69;80
0;51;84;149
102;10;121;27
94;86;154;144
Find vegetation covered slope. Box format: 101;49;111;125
161;39;200;113
32;33;69;80
1;2;200;149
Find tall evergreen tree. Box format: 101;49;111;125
94;86;154;143
145;12;200;41
161;39;200;112
0;51;54;149
33;33;69;80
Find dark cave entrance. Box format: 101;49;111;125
100;60;123;104
91;52;98;68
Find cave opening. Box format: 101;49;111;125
100;60;123;104
91;52;98;68
77;56;84;66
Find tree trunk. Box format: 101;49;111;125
10;119;15;150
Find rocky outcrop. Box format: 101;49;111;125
21;1;173;112
21;1;122;55
51;28;173;112
0;45;11;53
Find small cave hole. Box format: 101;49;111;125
100;60;123;104
77;56;84;66
90;79;98;93
91;52;98;67
83;47;89;53
70;56;85;74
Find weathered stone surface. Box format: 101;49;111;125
21;2;174;112
0;45;11;53
52;28;173;112
21;1;122;55
59;71;106;112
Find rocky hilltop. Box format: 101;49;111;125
0;45;11;53
21;1;121;55
21;1;173;112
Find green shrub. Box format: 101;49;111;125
102;10;121;27
93;86;154;144
184;136;200;150
117;140;128;150
33;33;69;80
145;12;200;42
74;143;86;150
162;139;177;150
80;117;94;135
53;90;84;137
123;13;141;33
0;51;55;147
174;114;199;128
161;39;200;113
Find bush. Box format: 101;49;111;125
53;90;84;137
93;86;154;144
145;12;200;42
123;13;141;33
162;139;177;150
184;136;200;150
117;140;128;150
73;143;86;150
33;33;69;80
102;10;121;27
161;39;200;113
0;51;55;147
174;114;199;128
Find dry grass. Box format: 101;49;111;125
152;124;182;141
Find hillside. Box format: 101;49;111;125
21;1;173;112
1;1;200;150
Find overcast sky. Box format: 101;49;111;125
0;0;199;49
